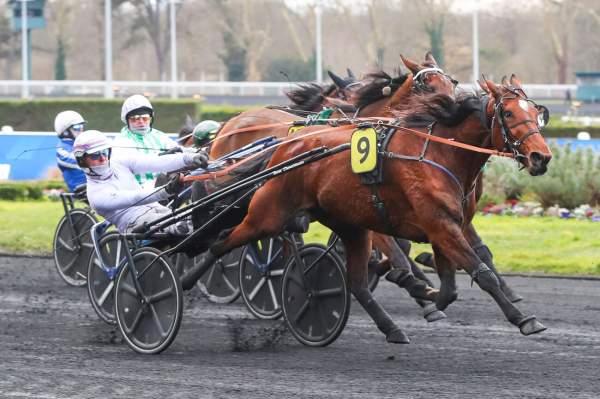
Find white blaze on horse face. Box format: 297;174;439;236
518;99;529;112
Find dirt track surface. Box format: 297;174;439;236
1;255;599;399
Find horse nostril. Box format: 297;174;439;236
530;152;549;166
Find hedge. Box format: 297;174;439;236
0;98;203;133
0;98;597;137
199;104;255;122
0;180;66;201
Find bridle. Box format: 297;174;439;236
485;87;549;161
412;67;458;92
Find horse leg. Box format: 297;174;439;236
464;223;523;303
340;229;409;343
373;235;446;323
431;223;546;335
372;234;438;302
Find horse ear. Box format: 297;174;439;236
389;74;414;108
485;79;501;99
400;54;420;74
346;68;356;79
328;70;348;89
425;51;438;66
509;74;523;88
477;80;489;93
500;75;508;86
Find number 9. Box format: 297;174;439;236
358;136;369;163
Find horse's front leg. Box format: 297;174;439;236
464;223;523;303
431;221;546;336
340;229;409;343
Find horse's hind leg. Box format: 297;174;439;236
373;235;437;301
371;234;446;321
431;223;546;336
340;229;410;344
464;224;523;303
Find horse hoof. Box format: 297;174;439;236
423;303;447;323
386;328;410;344
503;286;523;303
435;291;457;311
519;315;547;336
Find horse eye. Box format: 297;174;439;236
451;79;458;86
504;111;513;117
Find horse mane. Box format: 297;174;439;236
355;70;410;109
396;91;482;127
286;83;336;112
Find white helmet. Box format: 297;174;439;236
73;130;113;176
121;94;154;123
54;110;85;139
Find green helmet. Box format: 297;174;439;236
193;120;221;146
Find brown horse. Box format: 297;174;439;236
208;54;457;321
183;75;552;343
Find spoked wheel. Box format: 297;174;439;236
239;236;291;319
114;247;183;354
327;232;380;292
53;209;97;286
282;243;350;347
86;232;130;325
196;247;243;304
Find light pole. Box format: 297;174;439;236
169;0;178;99
472;2;479;83
20;0;29;98
315;0;323;83
104;0;113;98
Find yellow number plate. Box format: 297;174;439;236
351;127;377;173
288;125;305;136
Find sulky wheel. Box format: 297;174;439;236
239;236;290;320
53;209;97;287
196;247;243;304
114;247;183;354
327;232;380;292
281;243;350;347
86;232;131;325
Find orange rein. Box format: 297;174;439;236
182;117;514;183
383;124;515;158
182;123;358;182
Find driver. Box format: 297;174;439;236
73;130;208;235
112;94;180;189
54;110;87;192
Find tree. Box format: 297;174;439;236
54;37;66;80
418;0;453;69
209;0;271;81
121;0;182;80
543;0;579;83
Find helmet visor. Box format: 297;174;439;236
85;149;110;161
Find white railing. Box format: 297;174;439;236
0;80;296;98
0;80;577;100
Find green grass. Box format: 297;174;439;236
305;215;600;276
0;200;64;254
1;200;599;275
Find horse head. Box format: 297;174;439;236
401;53;457;99
480;75;552;176
327;70;363;103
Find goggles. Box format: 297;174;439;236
128;114;152;123
85;149;110;161
70;123;86;132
